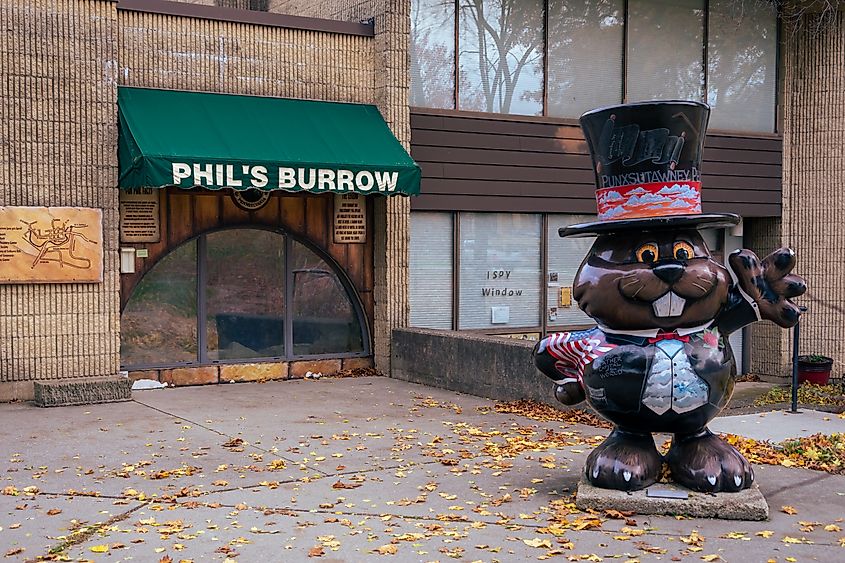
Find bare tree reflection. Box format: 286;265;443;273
459;0;544;115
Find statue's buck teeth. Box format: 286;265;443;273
652;292;686;318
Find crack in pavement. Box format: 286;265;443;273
131;398;319;472
31;501;148;562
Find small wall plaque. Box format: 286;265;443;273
333;193;367;243
120;188;160;243
0;206;103;283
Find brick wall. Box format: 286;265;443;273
117;9;375;101
780;9;845;379
0;0;121;401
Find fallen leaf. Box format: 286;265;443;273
331;480;361;490
90;544;109;553
4;548;24;557
523;538;553;549
46;508;62;516
308;546;324;557
781;505;798;515
374;544;398;555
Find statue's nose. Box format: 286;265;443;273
653;262;684;284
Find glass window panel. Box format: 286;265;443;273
546;214;596;328
458;0;544;115
707;0;777;132
410;212;454;329
459;213;542;329
206;229;285;361
291;241;365;355
547;0;624;118
626;0;705;102
121;240;198;367
411;0;456;109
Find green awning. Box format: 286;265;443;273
118;87;420;196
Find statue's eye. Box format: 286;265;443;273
673;241;695;260
635;243;659;263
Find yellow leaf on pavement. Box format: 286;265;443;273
781;505;798;515
375;544;398;555
523;538;553;549
90;545;109;553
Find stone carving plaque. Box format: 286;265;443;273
333;193;367;244
0;206;103;283
120;188;160;243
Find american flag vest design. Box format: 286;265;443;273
543;329;615;383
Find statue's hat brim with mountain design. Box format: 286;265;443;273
561;100;740;238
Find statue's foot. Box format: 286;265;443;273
585;429;662;491
667;428;754;492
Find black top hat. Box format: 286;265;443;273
560;100;739;238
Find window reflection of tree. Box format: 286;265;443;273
707;0;776;131
459;0;544;115
626;0;705;102
547;0;623;117
410;0;456;108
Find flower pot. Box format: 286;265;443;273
797;355;833;386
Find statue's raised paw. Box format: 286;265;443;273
729;248;806;328
666;429;754;492
585;429;662;491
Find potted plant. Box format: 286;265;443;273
797;354;834;385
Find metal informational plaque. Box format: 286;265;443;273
120;188;160;243
333;193;367;244
646;486;689;500
0;206;103;283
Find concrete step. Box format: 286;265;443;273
33;376;131;407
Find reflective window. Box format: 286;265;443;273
121;229;367;368
206;230;285;361
291;240;365;355
707;0;777;132
626;0;705;102
459;213;542;329
121;241;198;366
458;0;545;115
411;0;456;109
410;212;454;329
547;0;624;118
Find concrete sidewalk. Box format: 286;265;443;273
1;376;843;562
711;409;845;442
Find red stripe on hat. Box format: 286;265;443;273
596;181;701;221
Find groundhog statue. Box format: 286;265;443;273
533;101;805;493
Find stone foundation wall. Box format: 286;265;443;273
128;357;373;386
391;328;555;404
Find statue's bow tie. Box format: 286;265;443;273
647;331;691;344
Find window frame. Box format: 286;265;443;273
120;226;371;371
410;0;780;133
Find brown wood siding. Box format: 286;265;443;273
410;109;782;217
119;189;374;333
